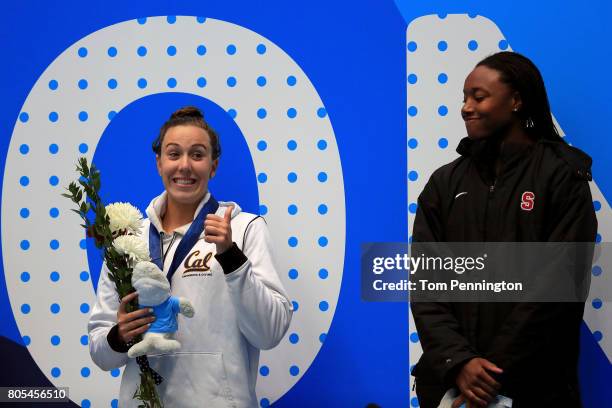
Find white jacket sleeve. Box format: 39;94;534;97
224;217;293;350
88;264;129;370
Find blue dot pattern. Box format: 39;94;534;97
259;205;268;215
592;266;602;276
50;303;60;314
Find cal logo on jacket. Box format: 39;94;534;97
182;250;214;277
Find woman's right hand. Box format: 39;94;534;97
117;292;155;343
455;357;502;407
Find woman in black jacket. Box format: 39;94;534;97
411;52;597;407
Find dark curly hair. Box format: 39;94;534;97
476;51;564;143
152;106;221;159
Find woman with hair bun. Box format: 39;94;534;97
89;106;293;407
411;52;597;407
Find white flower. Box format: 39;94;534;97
113;235;150;262
106;202;143;235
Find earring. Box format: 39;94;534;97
525;118;535;128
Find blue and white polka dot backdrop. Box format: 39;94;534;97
4;16;345;406
405;13;611;401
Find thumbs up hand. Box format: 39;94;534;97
204;205;234;254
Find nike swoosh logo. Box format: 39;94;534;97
455;192;468;199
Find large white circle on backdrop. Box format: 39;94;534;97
3;16;345;407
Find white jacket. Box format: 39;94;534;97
88;192;293;407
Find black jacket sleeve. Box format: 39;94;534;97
411;176;479;385
484;176;597;377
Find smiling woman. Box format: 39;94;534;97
88;106;293;407
410;52;597;408
153;109;220;232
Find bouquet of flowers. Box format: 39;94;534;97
63;157;163;408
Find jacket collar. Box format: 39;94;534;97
146;191;212;235
456;136;534;163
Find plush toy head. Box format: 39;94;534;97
132;261;170;306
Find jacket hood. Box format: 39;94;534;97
145;191;242;237
456;136;593;181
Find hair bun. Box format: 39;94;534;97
170;106;204;120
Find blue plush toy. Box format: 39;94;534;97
127;261;195;358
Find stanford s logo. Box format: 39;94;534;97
520;191;535;211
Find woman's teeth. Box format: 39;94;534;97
174;178;195;185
